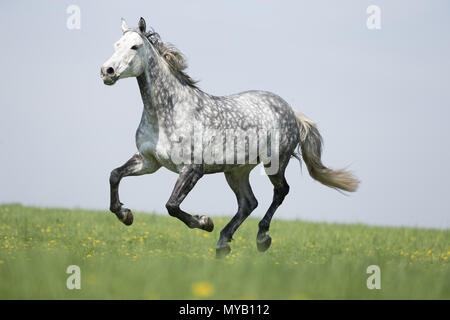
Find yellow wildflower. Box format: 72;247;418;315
192;281;214;297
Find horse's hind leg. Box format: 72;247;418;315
257;166;290;252
109;153;160;225
216;166;258;258
165;164;214;232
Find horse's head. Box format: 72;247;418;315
101;18;150;85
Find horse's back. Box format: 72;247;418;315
207;90;297;131
197;89;301;173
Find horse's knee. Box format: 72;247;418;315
239;196;258;215
109;169;121;186
165;201;179;217
248;197;258;212
275;183;289;203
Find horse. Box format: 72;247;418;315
100;17;359;257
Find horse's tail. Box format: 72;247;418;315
294;111;360;192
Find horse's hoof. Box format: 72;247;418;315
119;208;134;226
199;216;214;232
257;234;272;252
216;244;231;258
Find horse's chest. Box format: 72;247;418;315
136;122;165;151
135;119;179;171
136;123;156;154
135;106;196;172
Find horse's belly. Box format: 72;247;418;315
154;144;181;173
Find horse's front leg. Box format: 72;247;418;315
165;164;214;232
109;153;160;225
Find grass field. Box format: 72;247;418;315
0;204;449;299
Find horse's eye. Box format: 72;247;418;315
131;45;138;50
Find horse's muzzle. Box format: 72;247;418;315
100;67;119;86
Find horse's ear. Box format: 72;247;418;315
138;17;146;33
121;18;128;33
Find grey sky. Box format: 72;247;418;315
1;1;449;229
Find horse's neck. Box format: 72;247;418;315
137;57;194;121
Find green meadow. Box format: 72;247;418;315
0;204;448;299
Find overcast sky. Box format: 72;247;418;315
1;1;449;229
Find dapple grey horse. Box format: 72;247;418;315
100;18;359;257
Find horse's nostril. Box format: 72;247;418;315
106;67;115;75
